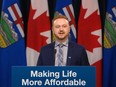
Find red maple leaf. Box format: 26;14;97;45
78;6;102;52
27;5;51;52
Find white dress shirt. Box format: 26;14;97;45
54;39;68;66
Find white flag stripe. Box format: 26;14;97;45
17;24;24;37
87;47;102;65
26;47;40;66
63;7;71;21
71;24;76;38
8;7;17;21
14;3;22;18
69;4;74;17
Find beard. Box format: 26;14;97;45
54;33;69;41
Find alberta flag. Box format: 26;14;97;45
54;0;76;42
103;0;116;87
0;0;26;87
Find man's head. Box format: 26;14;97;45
52;14;70;42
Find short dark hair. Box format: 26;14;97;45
52;14;69;25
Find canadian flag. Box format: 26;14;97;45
26;0;51;66
78;0;102;87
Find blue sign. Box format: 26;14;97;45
12;66;96;87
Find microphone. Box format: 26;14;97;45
54;49;57;55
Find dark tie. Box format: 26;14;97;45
57;44;64;66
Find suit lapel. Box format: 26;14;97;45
66;41;73;66
49;42;55;66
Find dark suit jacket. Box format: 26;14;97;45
37;41;90;66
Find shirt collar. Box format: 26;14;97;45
55;39;68;47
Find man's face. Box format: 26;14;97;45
52;18;70;42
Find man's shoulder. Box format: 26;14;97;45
69;41;85;50
41;42;55;49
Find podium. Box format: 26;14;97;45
12;66;96;87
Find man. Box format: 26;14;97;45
37;14;90;66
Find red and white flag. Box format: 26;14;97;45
8;3;24;37
26;0;51;66
78;0;102;87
